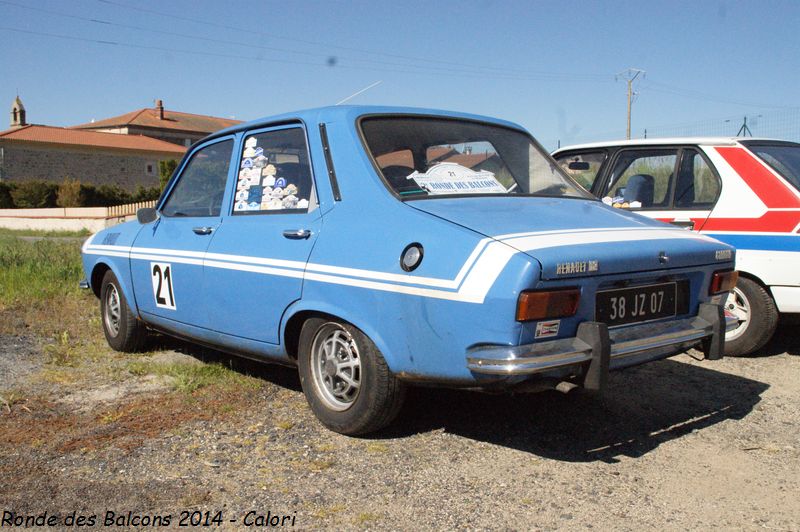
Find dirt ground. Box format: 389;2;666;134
1;317;798;530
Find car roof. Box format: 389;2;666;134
206;105;527;142
553;136;787;153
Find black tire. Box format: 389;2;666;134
724;276;778;356
100;270;147;352
298;317;405;435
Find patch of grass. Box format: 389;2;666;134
0;236;84;305
126;360;259;394
365;442;389;453
37;367;80;385
0;391;28;414
308;459;335;471
100;410;125;424
275;420;295;430
311;504;346;519
0;228;91;238
356;512;380;525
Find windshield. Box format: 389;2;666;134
360;116;591;200
743;141;800;191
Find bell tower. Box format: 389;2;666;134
10;95;26;128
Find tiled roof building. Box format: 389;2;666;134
72;99;241;147
0;97;189;191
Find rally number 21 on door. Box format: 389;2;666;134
151;262;176;310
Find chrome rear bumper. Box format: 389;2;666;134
467;303;735;380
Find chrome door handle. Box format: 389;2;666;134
192;226;214;235
283;229;312;239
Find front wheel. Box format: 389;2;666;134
724;277;778;356
298;318;405;435
100;270;147;352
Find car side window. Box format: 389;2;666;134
554;150;606;192
605;149;677;208
233;127;315;214
674;150;720;209
161;140;233;217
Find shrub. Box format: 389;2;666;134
56;177;83;207
0;182;15;208
132;185;162;203
92;184;132;207
10;180;59;208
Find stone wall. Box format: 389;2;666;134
0;142;181;191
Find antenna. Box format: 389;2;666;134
336;80;383;105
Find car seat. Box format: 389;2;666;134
381;165;421;194
622;174;655;207
674;170;696;208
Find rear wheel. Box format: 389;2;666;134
298;318;405;435
724;277;778;356
100;270;147;352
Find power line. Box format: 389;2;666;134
90;0;611;82
640;79;794;110
0;24;611;83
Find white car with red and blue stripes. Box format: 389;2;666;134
553;137;800;355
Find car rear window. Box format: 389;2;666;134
744;142;800;192
360;116;590;200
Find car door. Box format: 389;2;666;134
202;124;321;345
598;146;721;230
130;137;235;327
669;148;722;230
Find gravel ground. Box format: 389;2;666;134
0;324;798;530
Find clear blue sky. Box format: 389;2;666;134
2;0;799;149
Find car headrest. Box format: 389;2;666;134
623;174;655;206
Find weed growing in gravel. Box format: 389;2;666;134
0;391;28;413
311;505;346;519
365;442;390;453
126;360;259;394
356;513;380;525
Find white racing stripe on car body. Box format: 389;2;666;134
83;227;714;303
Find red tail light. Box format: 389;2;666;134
516;288;580;322
710;270;739;295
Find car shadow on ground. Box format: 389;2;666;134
151;335;770;464
149;336;303;392
387;358;769;463
756;318;800;357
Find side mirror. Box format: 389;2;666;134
568;161;591;171
137;207;159;224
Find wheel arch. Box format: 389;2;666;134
88;259;138;314
735;269;774;297
90;262;111;298
281;302;398;371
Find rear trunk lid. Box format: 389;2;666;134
408;196;733;279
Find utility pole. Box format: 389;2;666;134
617;68;645;139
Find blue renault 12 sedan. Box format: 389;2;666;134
81;106;738;435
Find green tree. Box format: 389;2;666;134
159;159;178;191
10;181;59;208
0;182;15;208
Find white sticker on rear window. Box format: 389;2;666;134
408;162;506;195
